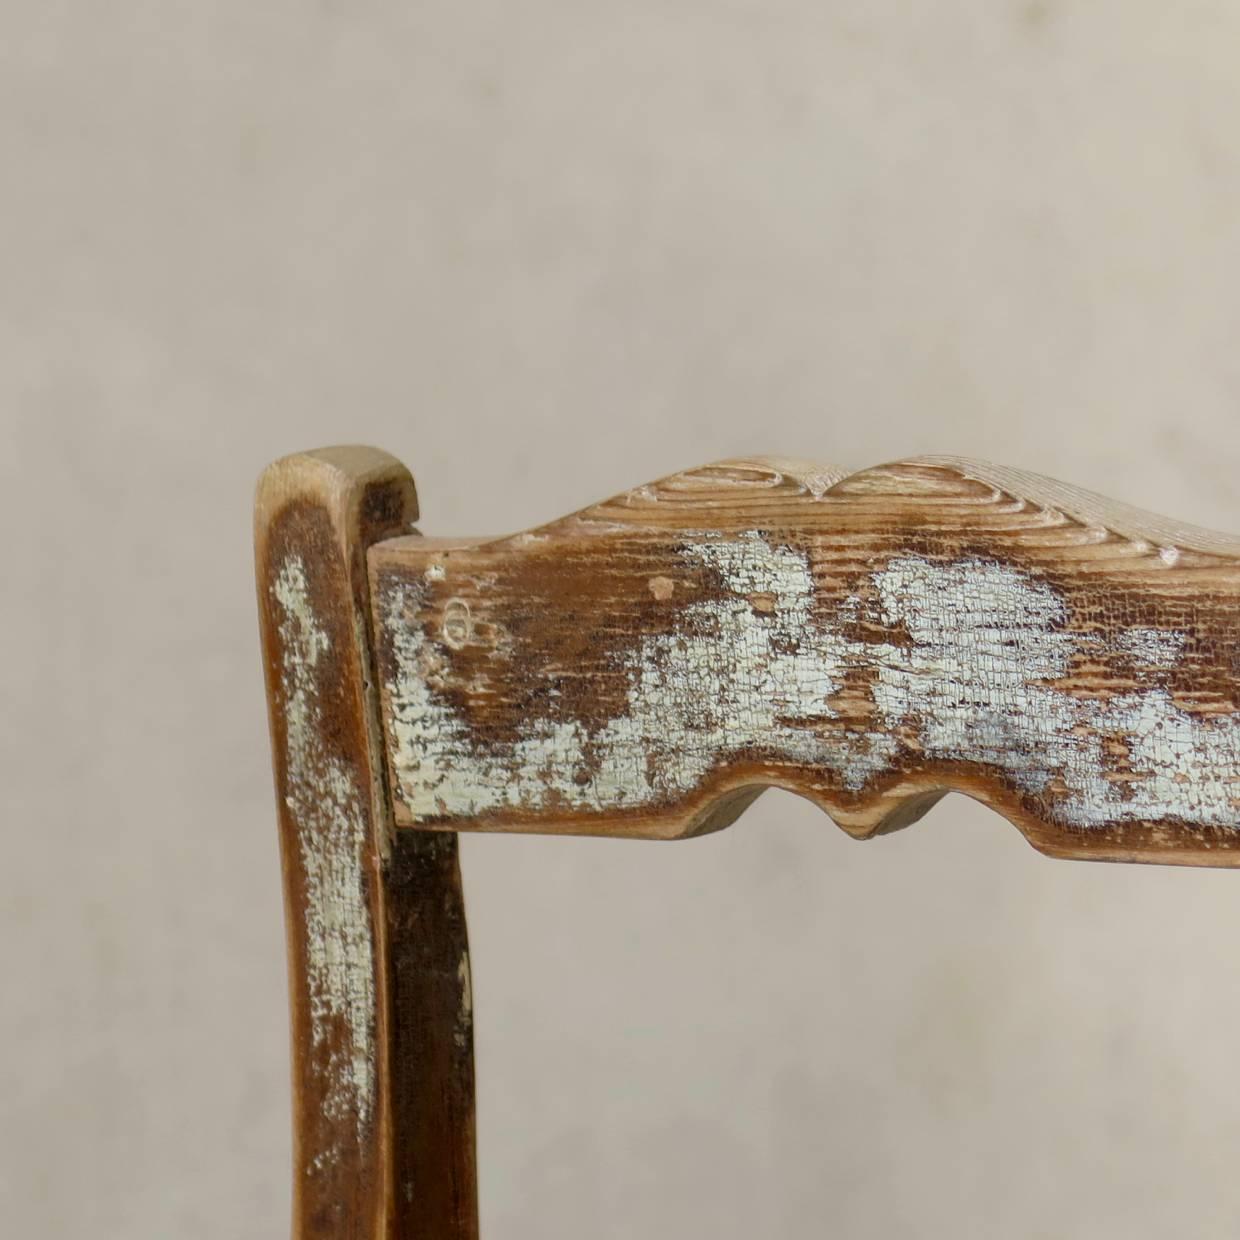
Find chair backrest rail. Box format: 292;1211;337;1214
367;455;1240;866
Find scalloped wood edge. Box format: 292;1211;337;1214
368;455;1240;867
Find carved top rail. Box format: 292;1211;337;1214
366;456;1240;866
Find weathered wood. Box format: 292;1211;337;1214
255;447;477;1239
386;831;477;1240
369;456;1240;865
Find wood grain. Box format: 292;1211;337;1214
256;447;477;1239
369;456;1240;865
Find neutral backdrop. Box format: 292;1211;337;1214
6;2;1240;1236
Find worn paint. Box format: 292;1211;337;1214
868;557;1240;826
381;529;1240;833
1116;627;1187;668
274;555;375;1156
385;532;871;817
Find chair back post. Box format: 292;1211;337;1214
256;447;477;1240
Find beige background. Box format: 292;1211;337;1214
6;2;1240;1236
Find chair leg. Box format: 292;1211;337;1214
386;830;477;1239
256;447;478;1239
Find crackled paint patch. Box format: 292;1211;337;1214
1117;627;1187;668
384;533;897;819
274;556;375;1158
867;558;1240;826
382;537;1240;831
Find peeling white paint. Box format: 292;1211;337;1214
866;558;1239;826
274;556;375;1158
386;533;888;818
382;537;1240;832
1116;627;1187;668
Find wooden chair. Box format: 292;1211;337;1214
256;446;1240;1238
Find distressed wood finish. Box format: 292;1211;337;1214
256;447;477;1240
369;456;1240;865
